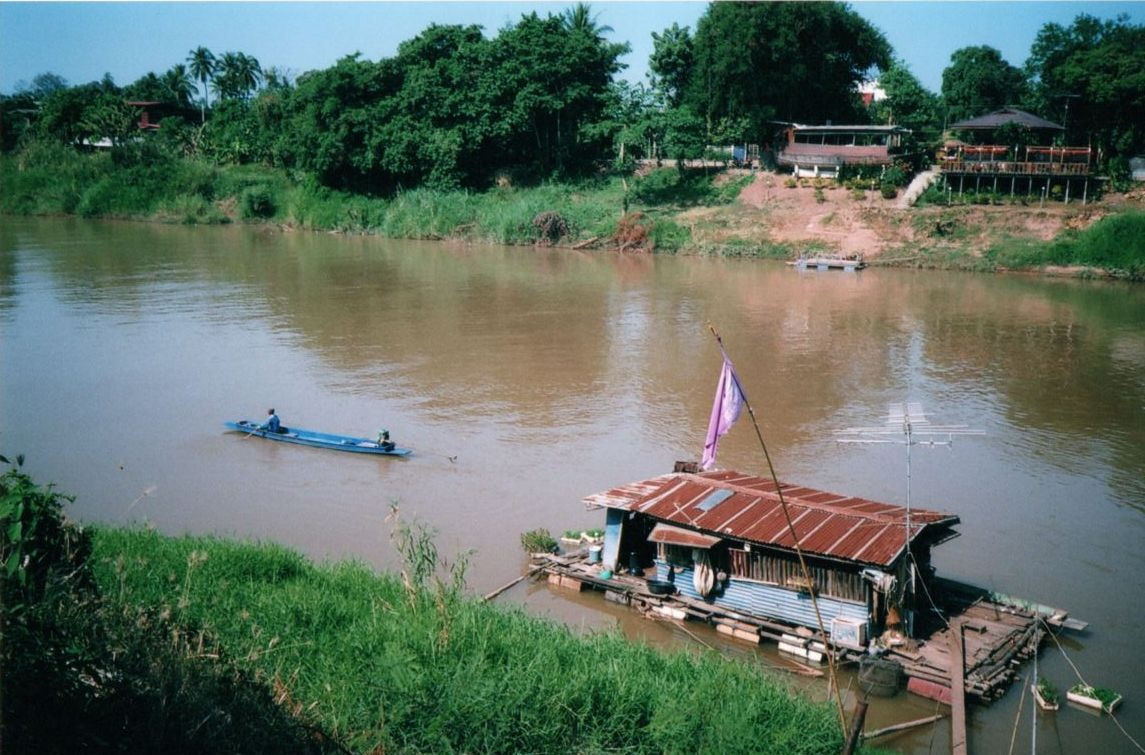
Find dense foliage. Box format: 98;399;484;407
941;45;1028;123
0;4;1142;209
1024;14;1145;179
1;460;339;753
686;3;891;135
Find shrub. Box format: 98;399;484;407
880;183;898;200
519;528;557;554
531;210;569;243
240;186;277;219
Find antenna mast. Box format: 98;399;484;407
836;402;983;635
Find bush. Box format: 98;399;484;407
0;461;341;754
531;210;569;243
880;183;898;200
240;185;277;219
519;528;557;554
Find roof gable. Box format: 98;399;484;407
949;107;1063;131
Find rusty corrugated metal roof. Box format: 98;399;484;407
583;470;959;568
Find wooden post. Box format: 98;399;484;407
841;700;869;755
950;620;969;755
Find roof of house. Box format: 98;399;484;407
584;469;960;568
789;124;909;134
949;107;1063;131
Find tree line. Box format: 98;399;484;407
2;3;1142;192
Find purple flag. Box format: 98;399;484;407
701;357;745;470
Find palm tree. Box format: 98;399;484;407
187;46;216;122
561;3;612;40
234;52;263;99
214;51;263;101
163;64;195;108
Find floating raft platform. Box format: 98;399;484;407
534;553;1079;706
789;256;867;271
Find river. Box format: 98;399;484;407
2;216;1143;753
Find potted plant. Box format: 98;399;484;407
1032;677;1059;711
559;529;584;546
1067;683;1122;713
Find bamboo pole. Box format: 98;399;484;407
864;714;947;739
483;565;545;602
707;325;848;736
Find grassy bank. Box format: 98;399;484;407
3;463;886;753
3;144;1142;275
0;145;753;254
89;525;859;754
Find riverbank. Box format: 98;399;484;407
2;147;1143;278
2;464;885;753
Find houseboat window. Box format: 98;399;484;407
729;548;865;602
658;543;694;568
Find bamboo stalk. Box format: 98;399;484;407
482;565;545;602
864;714;946;739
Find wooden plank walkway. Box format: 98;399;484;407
950;620;968;755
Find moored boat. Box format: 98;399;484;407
225;420;412;456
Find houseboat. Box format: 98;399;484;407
537;462;1083;704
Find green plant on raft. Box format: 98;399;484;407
1070;683;1120;709
1036;677;1059;704
519;528;557;554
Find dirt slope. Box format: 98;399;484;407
686;171;1143;260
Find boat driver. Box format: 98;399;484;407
262;408;282;433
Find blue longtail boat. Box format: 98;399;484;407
225;420;412;456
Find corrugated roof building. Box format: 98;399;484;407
585;468;961;641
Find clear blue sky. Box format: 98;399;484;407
1;2;1142;96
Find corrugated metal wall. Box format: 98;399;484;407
654;561;869;634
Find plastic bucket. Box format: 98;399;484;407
588;545;602;564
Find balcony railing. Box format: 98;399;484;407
941;159;1091;176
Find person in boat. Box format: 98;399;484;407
261;408;282;433
377;429;395;451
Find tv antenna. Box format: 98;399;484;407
835;402;983;631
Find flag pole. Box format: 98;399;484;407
707;324;849;735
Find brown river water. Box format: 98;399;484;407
2;216;1143;753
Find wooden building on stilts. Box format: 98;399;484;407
939;107;1097;204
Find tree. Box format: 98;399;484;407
213;52;263;102
1025;14;1145;161
162;64;196;107
187;46;216;122
941;46;1026;123
0;91;39;152
24;72;69;100
649;23;693;108
871;59;941;134
561;3;612;39
491;11;628;177
687;3;891;139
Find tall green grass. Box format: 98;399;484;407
987;211;1145;279
89;525;871;755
